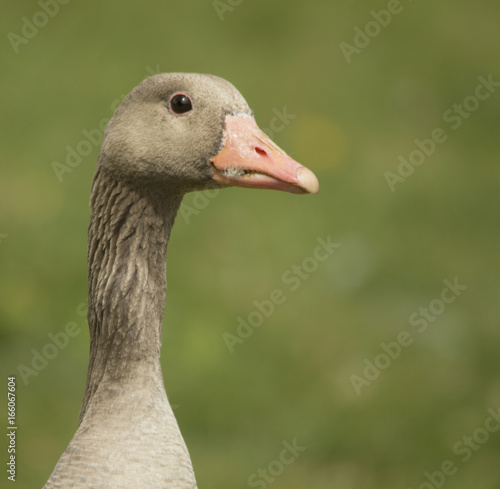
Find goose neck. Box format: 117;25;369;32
81;166;182;419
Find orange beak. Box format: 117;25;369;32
211;115;319;194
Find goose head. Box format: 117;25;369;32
99;73;319;195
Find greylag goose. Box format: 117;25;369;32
44;73;318;489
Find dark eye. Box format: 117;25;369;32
169;94;193;115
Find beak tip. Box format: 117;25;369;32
296;167;320;194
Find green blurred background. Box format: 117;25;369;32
1;0;499;488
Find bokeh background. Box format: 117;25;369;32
1;0;499;488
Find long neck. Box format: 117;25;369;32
81;166;182;420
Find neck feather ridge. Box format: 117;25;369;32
81;166;182;420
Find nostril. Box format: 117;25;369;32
254;147;267;157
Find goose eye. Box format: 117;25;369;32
169;94;193;115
